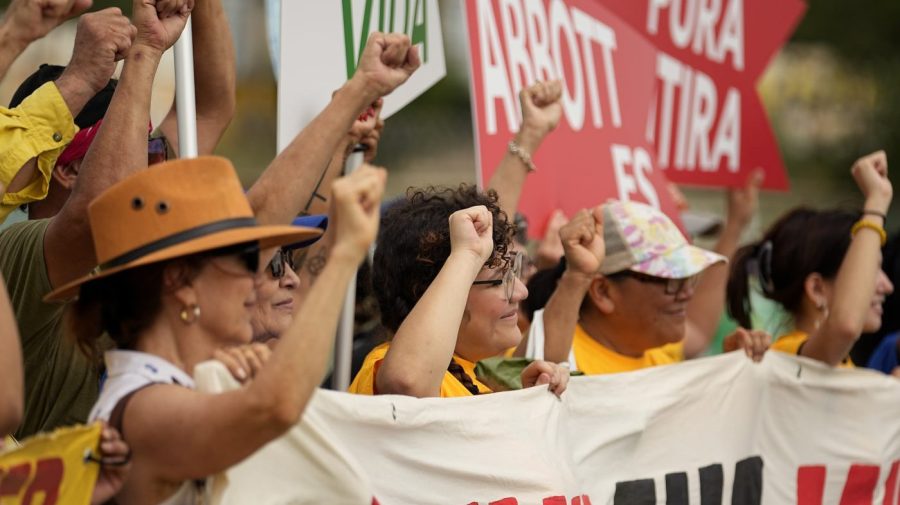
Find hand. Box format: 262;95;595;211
851;150;892;213
353;32;421;99
722;327;770;363
361;116;384;163
132;0;194;53
330;164;387;263
214;343;272;384
517;80;563;146
520;360;569;397
90;423;131;505
59;8;135;95
534;209;568;270
666;182;689;211
726;169;763;229
0;0;91;46
348;98;382;143
559;206;604;276
448;205;494;266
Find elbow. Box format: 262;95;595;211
250;387;308;434
376;370;437;398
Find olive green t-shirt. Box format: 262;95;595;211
0;219;98;438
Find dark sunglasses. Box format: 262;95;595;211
206;241;260;274
267;248;296;278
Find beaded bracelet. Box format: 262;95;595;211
508;140;537;172
851;219;887;246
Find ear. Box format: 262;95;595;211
803;272;830;311
586;276;616;315
163;262;197;305
52;160;80;190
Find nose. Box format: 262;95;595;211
281;265;300;289
674;280;696;301
878;270;894;295
511;277;529;303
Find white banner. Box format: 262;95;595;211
196;352;900;505
277;0;446;151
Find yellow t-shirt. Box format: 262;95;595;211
572;324;684;375
772;330;855;368
0;82;78;222
348;342;492;397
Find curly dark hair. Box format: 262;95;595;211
373;184;515;333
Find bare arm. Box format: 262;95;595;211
0;270;23;437
487;80;562;218
158;0;236;156
683;170;761;357
44;0;189;289
539;207;604;363
248;32;418;227
2;9;135;200
804;151;892;365
0;0;91;78
377;206;493;398
124;166;386;481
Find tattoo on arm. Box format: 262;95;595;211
301;161;332;215
306;248;327;276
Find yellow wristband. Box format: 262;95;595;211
851;219;887;246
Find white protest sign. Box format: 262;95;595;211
277;0;446;151
198;352;900;505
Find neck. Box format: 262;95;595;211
133;310;210;376
579;309;648;358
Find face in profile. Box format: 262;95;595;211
455;254;529;362
251;248;301;342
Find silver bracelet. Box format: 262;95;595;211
508;140;537;172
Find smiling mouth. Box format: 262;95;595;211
274;299;294;310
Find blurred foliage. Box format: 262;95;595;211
782;0;900;179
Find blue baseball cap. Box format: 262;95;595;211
286;215;328;249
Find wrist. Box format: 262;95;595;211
328;242;366;268
863;197;890;216
560;269;595;289
343;74;381;111
0;23;30;55
447;250;487;278
130;42;166;61
513;128;545;154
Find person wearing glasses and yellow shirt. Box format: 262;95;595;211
349;185;569;398
534;200;770;375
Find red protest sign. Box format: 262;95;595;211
602;0;806;190
464;0;684;235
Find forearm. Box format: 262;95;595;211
161;0;235;155
487;126;546;218
46;46;162;287
0;275;23;436
253;251;359;416
809;217;884;364
541;271;592;362
684;263;728;357
0;23;28;78
247;78;373;226
378;253;482;397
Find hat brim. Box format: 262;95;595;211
45;224;322;302
629;243;727;279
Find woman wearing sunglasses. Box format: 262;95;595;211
245;215;328;345
49;157;385;504
349;185;568;398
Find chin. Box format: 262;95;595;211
863;315;883;334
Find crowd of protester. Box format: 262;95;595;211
0;0;895;503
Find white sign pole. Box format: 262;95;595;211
331;145;367;391
173;18;199;159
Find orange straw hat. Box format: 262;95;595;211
45;156;322;302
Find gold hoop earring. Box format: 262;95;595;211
179;304;200;324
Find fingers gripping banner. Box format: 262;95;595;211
197;352;900;504
0;424;101;505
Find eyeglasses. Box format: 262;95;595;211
614;270;700;295
472;251;525;300
267;248;296;279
